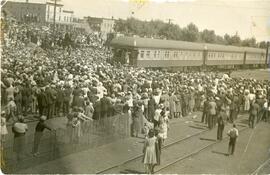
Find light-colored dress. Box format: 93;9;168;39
1;118;8;135
159;116;169;139
143;136;157;164
244;94;250;111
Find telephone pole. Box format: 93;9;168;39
167;18;173;25
53;0;57;36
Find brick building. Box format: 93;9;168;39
2;1;74;30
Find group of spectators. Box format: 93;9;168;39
1;18;270;172
1;18;270;145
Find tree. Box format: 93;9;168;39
258;41;268;48
113;18;259;48
180;23;199;42
158;23;182;40
241;37;257;47
230;32;241;46
215;35;226;45
200;29;216;43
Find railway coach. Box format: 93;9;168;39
110;36;268;70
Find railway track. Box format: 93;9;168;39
251;157;270;175
97;128;208;174
98;115;249;174
155;124;249;173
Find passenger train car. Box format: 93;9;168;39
110;36;269;70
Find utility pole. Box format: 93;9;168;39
167;18;173;25
265;41;269;68
53;0;57;37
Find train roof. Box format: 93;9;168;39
110;36;265;53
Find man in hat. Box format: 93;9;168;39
32;115;54;156
217;107;227;141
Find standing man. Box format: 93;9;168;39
32;115;54;156
217;107;227;141
201;97;209;124
12;116;28;162
249;100;259;128
227;124;239;156
208;97;217;129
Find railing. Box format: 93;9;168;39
1;114;130;173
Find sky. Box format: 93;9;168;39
8;0;270;41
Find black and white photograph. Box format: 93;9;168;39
0;0;270;174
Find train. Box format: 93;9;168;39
109;36;269;71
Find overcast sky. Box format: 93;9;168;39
10;0;270;41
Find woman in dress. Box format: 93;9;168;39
244;89;250;112
158;114;169;146
143;129;157;174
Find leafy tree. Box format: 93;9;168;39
113;18;260;48
200;29;216;43
215;35;226;45
230;32;241;46
241;37;257;47
180;23;199;42
258;41;268;48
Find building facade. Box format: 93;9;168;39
84;16;115;39
2;1;74;30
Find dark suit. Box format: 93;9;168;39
148;98;156;121
249;102;259;128
37;90;47;116
217;111;227;140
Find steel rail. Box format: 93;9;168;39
155;125;249;173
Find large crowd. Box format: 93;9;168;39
1;18;270;170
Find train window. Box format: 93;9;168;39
140;51;144;58
146;51;150;58
154;51;157;58
174;51;178;58
165;51;169;58
157;51;160;58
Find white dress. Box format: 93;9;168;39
143;136;157;164
1;118;8;135
158;116;169;139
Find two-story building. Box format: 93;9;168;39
2;1;74;30
84;16;115;40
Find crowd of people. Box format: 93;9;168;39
1;18;270;171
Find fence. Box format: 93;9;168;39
1;114;130;173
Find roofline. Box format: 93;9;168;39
84;16;115;21
3;1;46;6
63;10;74;13
46;2;64;6
110;36;265;53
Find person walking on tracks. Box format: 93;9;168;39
227;124;239;156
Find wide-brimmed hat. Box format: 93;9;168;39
40;115;47;121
